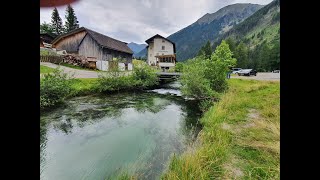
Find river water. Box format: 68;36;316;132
40;81;202;180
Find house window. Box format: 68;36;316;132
162;46;165;50
162;40;165;43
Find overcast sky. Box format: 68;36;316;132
40;0;273;44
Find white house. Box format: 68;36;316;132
145;34;176;72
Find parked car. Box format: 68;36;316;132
273;70;280;73
232;68;242;74
238;69;257;76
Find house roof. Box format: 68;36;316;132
85;28;133;54
145;34;176;53
51;27;87;44
52;27;133;54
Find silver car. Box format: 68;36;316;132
238;69;257;76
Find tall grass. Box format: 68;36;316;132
162;79;280;179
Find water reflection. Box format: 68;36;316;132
40;85;202;180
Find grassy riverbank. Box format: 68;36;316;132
40;65;55;74
162;79;280;179
40;63;159;110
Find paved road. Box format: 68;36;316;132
231;72;280;81
41;62;99;78
41;62;280;81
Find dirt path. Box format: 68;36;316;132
40;62;99;78
231;72;280;81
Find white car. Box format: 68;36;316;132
232;68;242;74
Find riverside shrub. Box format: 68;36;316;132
180;40;236;100
40;68;73;109
132;63;158;88
96;63;158;92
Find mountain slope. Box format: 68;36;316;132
167;3;263;61
135;47;147;59
127;42;147;57
212;0;280;71
214;0;280;49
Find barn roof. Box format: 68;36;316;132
85;29;133;54
52;27;133;54
145;34;176;53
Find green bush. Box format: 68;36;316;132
180;40;236;100
175;62;184;72
96;74;135;92
40;68;73;109
96;65;132;92
96;63;158;92
180;59;214;99
132;63;158;88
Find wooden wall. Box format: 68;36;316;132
54;31;86;53
79;34;132;62
78;34;106;60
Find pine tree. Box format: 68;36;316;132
197;41;212;59
269;40;280;70
225;38;236;53
234;42;249;68
51;8;64;35
65;4;79;32
40;21;55;37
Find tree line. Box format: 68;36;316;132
40;5;79;38
197;38;280;72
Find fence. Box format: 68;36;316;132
40;55;63;64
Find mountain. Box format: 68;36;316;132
127;42;147;57
135;47;147;59
167;3;263;61
214;0;280;49
213;0;280;71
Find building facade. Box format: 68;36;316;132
146;34;176;71
52;27;133;63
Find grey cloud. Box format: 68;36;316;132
40;0;273;44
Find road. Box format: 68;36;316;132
231;72;280;81
41;62;99;78
41;62;280;81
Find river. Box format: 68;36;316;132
40;81;202;180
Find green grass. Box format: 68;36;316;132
68;78;99;96
162;79;280;179
40;65;55;74
40;77;99;97
60;63;99;71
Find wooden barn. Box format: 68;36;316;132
51;27;133;63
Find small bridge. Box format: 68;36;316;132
156;72;182;80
